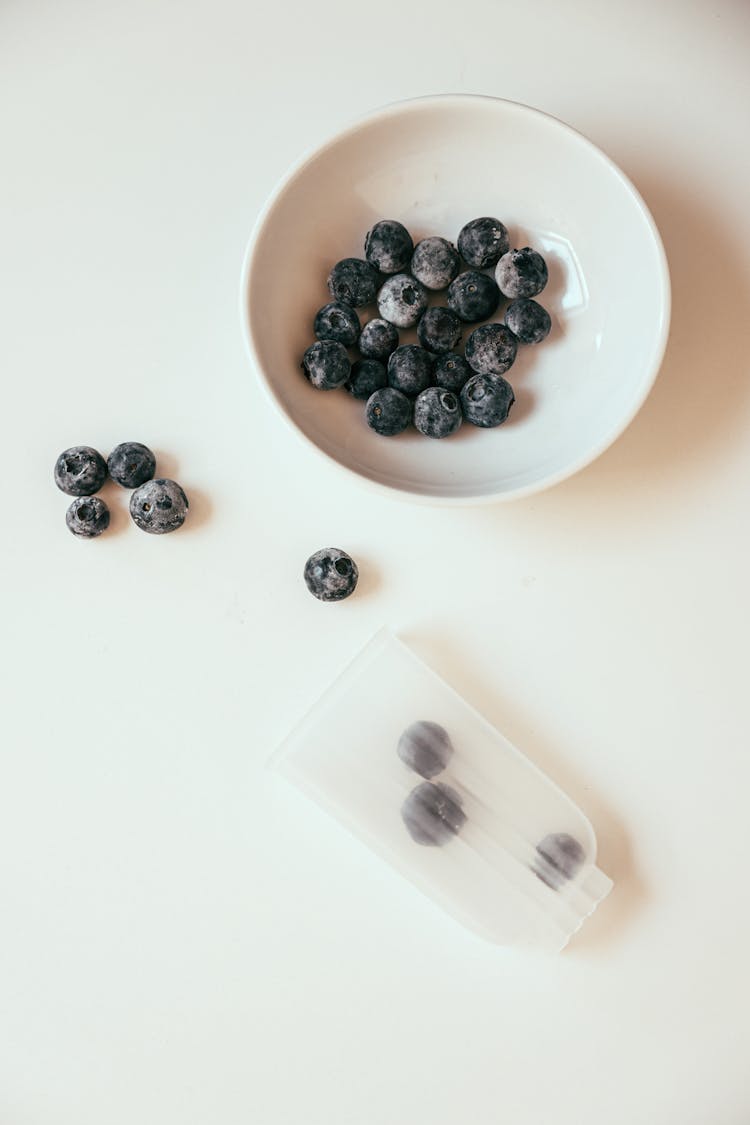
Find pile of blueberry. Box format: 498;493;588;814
397;719;585;890
302;217;551;438
54;443;189;537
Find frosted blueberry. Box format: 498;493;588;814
410;237;460;291
457;216;510;268
346;358;387;400
416;307;462;355
504;298;551;344
54;446;107;496
130;478;188;534
327;258;379;308
301;340;351;390
65;496;110;538
365;387;412;436
387;345;434;397
446;271;500;323
414;387;462;439
495;247;548;299
465;323;518;377
107;442;156;489
314;302;361;347
401;782;466;846
358;318;399;361
303;547;358;602
433;353;472;393
377;273;428;328
460;373;515;427
364;219;413;275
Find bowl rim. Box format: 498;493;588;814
239;93;671;506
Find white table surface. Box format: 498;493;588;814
2;2;750;1122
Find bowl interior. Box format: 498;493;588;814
243;97;669;501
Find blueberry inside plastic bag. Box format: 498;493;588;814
271;629;612;952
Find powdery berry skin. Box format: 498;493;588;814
130;478;188;534
358;318;399;361
364;220;413;275
457;216;510;268
465;323;519;377
413;387;462;439
377;273;428;328
504;298;551;344
313;302;361;347
410;237;460;291
327;258;379;308
416;306;463;355
460;373;515;428
433;353;472;393
301;340;351;390
54;446;107;496
303;547;359;602
345;359;387;401
495;247;549;299
107;442;156;489
365;387;412;436
65;496;110;538
387;345;434;398
446;270;501;323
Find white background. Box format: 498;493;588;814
2;1;749;1122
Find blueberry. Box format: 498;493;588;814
465;323;518;376
460;373;515;427
365;387;412;436
107;442;156;489
364;219;413;275
504;298;551;344
303;547;358;602
401;782;466;846
65;496;110;538
301;340;351;390
533;833;585;890
495;247;548;299
54;446;107;496
314;302;361;346
387;345;434;397
457;216;510;268
433;353;472;393
327;258;379;308
358;318;399;361
398;721;454;778
414;387;462;439
410;237;460;291
446;271;500;323
346;358;387;400
416;307;462;355
377;273;428;328
130;478;188;534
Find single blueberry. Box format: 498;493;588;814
416;306;463;355
314;302;361;346
327;258;379;308
433;353;472;393
130;478;188;534
465;323;518;376
377;273;428;328
358;318;399;361
107;442;156;489
364;219;413;275
410;237;460;291
346;358;387;400
54;446;107;496
301;340;351;390
414;387;462;439
460;373;515;427
495;247;548;299
365;387;412;436
401;782;466;846
303;547;358;602
457;216;510;268
504;298;552;344
65;496;110;538
398;721;454;779
533;833;586;890
446;271;500;323
387;344;434;398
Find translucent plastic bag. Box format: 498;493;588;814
272;629;612;952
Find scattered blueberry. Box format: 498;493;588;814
398;721;454;779
358;318;399;361
303;547;358;602
504;298;552;344
130;478;188;534
364;219;413;275
401;781;466;846
495;247;549;299
457;216;510;268
327;258;379;308
465;323;518;376
446;270;500;323
410;236;460;291
416;306;463;354
65;496;110;538
301;340;351;390
107;442;156;489
54;446;107;496
314;302;361;346
414;387;462;439
433;353;472;393
365;387;412;436
460;373;515;427
346;358;387;400
533;833;585;890
377;273;428;328
387;345;434;397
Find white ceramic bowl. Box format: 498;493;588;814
240;95;670;503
